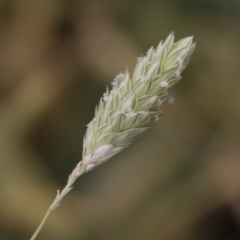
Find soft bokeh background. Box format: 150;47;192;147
1;0;240;239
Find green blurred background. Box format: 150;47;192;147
1;0;240;239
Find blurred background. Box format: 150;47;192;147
1;0;240;239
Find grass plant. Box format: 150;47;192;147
30;33;195;240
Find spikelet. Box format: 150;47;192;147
82;33;195;172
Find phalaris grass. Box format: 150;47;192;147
30;32;195;239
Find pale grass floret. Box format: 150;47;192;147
168;97;175;105
112;72;124;86
160;80;168;87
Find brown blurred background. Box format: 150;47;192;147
1;0;240;239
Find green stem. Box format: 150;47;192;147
29;209;52;240
30;163;85;240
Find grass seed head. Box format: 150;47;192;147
82;33;196;172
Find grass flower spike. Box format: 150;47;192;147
30;33;195;240
81;32;195;172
